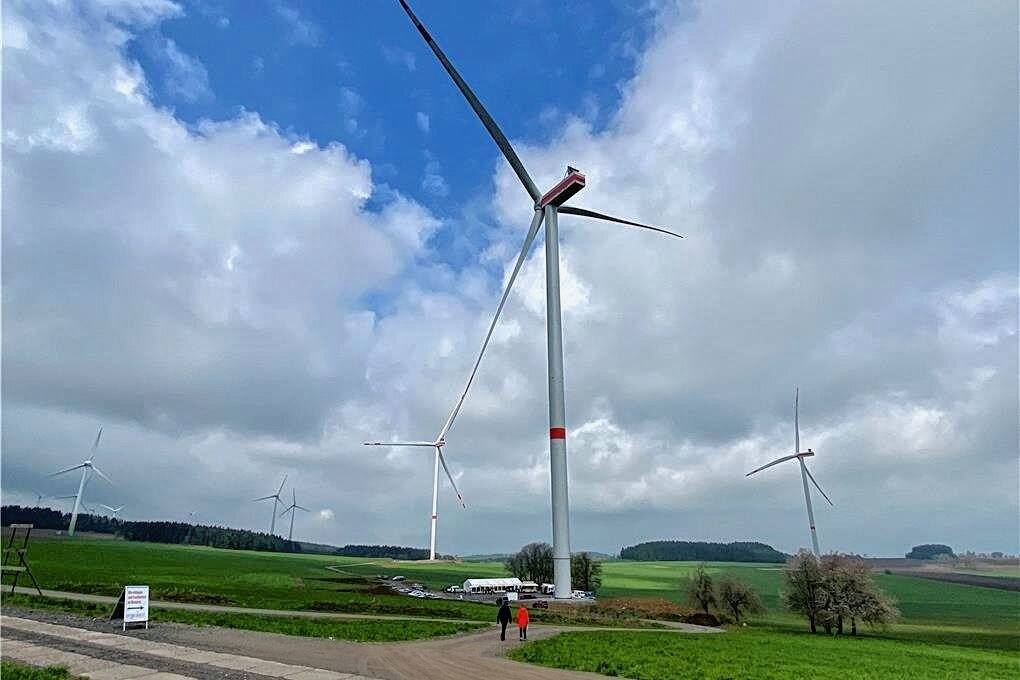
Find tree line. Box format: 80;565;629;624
504;542;603;591
333;544;436;560
621;540;787;563
1;505;300;553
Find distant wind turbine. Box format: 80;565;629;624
278;489;310;542
254;475;288;535
99;504;124;517
32;491;46;506
746;389;833;555
48;427;111;537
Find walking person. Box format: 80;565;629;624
497;598;512;641
517;604;529;640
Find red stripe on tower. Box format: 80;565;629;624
432;514;438;519
550;427;567;440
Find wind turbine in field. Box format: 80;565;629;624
362;434;465;561
278;489;310;542
48;427;111;537
396;1;680;597
254;475;288;535
746;389;833;556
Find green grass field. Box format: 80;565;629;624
4;538;1017;677
508;629;1019;680
1;593;485;642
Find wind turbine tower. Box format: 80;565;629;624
746;389;833;555
396;1;680;597
48;427;111;537
278;489;310;542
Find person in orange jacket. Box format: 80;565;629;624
516;604;529;640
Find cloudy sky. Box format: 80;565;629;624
3;0;1017;558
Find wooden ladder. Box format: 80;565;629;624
2;524;43;596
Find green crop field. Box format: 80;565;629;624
4;538;1017;678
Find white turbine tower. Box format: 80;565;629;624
278;489;310;542
362;434;465;561
254;475;288;535
746;389;833;555
396;1;680;597
48;427;111;537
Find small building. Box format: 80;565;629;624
462;577;523;595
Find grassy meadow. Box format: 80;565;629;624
2;537;1017;677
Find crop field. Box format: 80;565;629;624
4;538;1017;678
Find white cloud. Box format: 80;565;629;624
274;2;320;47
318;509;335;521
381;45;416;72
2;0;1016;558
415;111;430;133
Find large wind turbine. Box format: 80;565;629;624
746;389;833;555
254;475;288;535
48;427;111;537
396;1;680;597
278;489;310;542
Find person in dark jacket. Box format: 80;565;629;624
497;599;512;641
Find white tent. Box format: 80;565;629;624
462;577;523;594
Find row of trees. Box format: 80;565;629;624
333;545;433;560
504;542;604;591
1;505;300;553
622;540;787;563
784;551;898;635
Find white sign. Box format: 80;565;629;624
123;585;149;630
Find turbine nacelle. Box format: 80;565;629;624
538;168;586;208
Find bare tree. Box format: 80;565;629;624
717;575;765;622
683;563;716;615
786;552;899;635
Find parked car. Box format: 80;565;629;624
444;585;464;593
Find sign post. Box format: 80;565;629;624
110;585;149;631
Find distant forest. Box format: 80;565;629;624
620;540;788;563
334;544;441;560
1;505;300;553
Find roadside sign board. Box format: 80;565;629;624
111;585;150;630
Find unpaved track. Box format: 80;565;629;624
3;603;718;680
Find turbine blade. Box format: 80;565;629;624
279;507;293;518
362;441;437;447
292;488;297;506
558;205;682;239
277;474;288;497
794;388;800;453
745;453;800;477
295;505;311;512
92;427;103;456
48;463;86;477
437;448;466;508
804;465;834;506
436;209;545;442
90;465;113;485
396;0;540;201
253;495;276;502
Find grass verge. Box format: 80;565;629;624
507;629;1020;680
1;662;85;680
1;594;486;642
